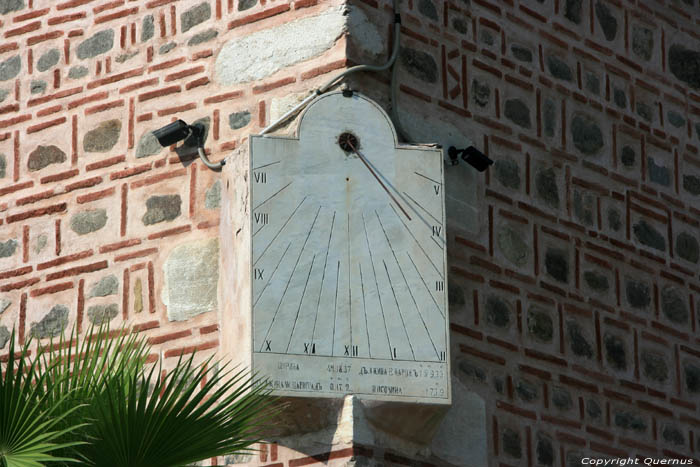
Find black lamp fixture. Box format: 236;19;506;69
152;119;224;171
447;146;493;172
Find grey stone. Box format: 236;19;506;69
614;411;646;431
502;428;521;459
685;363;700;392
516;379;538;402
485;296;510;328
544;99;556;137
0;298;10;314
497;225;529;267
115;51;138;63
0;153;6;178
668;110;685;128
595;1;617;41
418;0;438;20
228;110;251;129
30;80;46;94
159;42;176;54
0;0;24;14
181;2;211;33
528;308;553;343
536;168;559;209
89;275;118;298
188;29;218;46
572;113;604;155
511;45;532;62
27;145;66;172
448;280;465;306
0;55;21;81
636;102;653;122
584;270;609;292
70;209;108;235
661;286;688;324
677;232;699;263
493;159;520;189
626;279;650;309
683;175;700;195
564;0;582;24
663;426;684;446
633;220;665;251
238;0;257;10
400;47;438;83
33;234;47;254
536;434;554;466
471;79;490;108
0;239;16;258
585;73;600;95
36;49;60;72
547;56;573;82
573;190;594;226
604;333;627;371
479;30;494;46
452;17;468;34
77;30;114;60
632;25;653;61
83;119;121;153
504;99;531;128
608;209;622;231
545;248;568;283
568;321;594;358
136;131;162;159
142;194;181;225
87;303;119;325
458;360;486;382
184;116;210;147
30;304;69;339
552;387;572;410
0;326;9;350
205;180;221;209
68;65;88;79
586;399;601;418
613;88;627;108
141;15;154;42
621;145;635;167
669;44;700;89
647;157;670;186
0;89;8;102
641;350;668;382
163;238;219;321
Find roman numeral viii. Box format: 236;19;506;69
254;213;268;224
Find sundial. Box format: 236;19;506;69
232;91;450;404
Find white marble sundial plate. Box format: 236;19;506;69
249;92;450;404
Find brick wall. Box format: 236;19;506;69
1;0;700;465
345;0;700;464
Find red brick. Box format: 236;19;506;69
67;91;108;109
120;77;159;94
85;99;125;115
114;247;158;262
137;85;181;102
48;12;87;25
6;202;67;223
228;4;290;29
185;77;209;90
4;21;41;38
0;266;32;281
164;65;205;82
252;76;296;94
148;57;186;73
26;31;64;46
163;339;218;358
65;176;102;192
0;180;33;197
204;90;243;104
40;169;79;185
147;224;191;240
0;277;40;292
99;238;141;253
30;281;74;297
95;6;138;24
86;154;126;171
148;329;191;345
27;117;67;134
0;114;32;129
56;0;94;10
87;67;144;90
28;86;83;107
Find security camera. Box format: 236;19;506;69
153;119;198;147
447;146;493;172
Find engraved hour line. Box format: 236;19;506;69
359;263;371;358
332;260;340;357
403;191;442;226
376;210;439;360
430;236;444;251
347;212;352;352
388;203;443;279
363;211;392;358
259;205;322;352
253;196;306;266
253;241;292;307
253;181;292;211
311;211;336;345
407;252;445;319
286;254;317;353
414;171;442;186
383;259;416;360
252;160;280;171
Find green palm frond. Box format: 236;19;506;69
0;332;85;467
